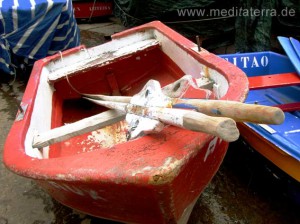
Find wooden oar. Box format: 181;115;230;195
32;110;125;149
83;93;131;102
290;37;300;60
83;98;240;142
82;94;285;124
172;99;284;124
278;36;300;75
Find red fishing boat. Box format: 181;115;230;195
4;21;256;223
73;0;113;20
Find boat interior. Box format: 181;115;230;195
49;44;184;158
25;28;231;159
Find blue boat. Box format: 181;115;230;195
220;51;300;183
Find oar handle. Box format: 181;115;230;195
175;99;285;124
181;110;240;142
126;105;240;142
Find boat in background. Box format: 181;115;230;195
3;21;248;224
73;0;113;21
220;51;300;183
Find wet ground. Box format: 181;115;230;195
1;18;300;224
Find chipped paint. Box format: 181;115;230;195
48;181;107;201
148;157;184;185
81;121;128;151
204;137;221;162
131;166;154;176
48;38;159;81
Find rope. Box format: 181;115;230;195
88;0;98;22
59;50;83;96
164;16;235;24
113;0;143;22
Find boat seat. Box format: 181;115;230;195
47;39;161;83
249;72;300;90
274;102;300;112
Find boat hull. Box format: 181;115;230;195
37;136;227;223
73;0;113;19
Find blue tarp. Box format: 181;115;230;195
0;0;80;75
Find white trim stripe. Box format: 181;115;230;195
12;1;53;53
29;14;61;58
12;0;19;30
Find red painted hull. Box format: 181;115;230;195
3;22;248;223
37;137;228;223
73;1;113;19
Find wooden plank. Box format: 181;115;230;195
249;72;300;90
274;102;300;112
48;39;160;83
32;110;125;148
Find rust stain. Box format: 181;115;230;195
148;157;185;185
80;121;128;152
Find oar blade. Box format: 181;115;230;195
278;36;300;75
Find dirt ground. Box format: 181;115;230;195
1;19;300;224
